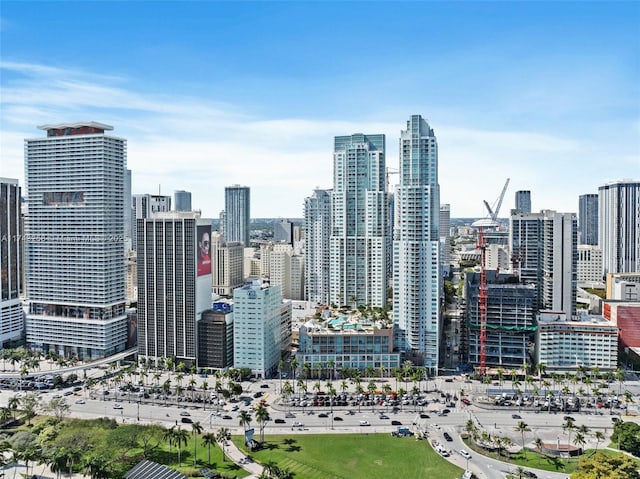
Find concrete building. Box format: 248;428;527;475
125;249;137;303
393;115;440;370
440;204;451;276
330;133;389;309
297;315;400;373
198;301;234;369
578;193;598;246
515;190;531;214
465;271;537;368
173;190;192;212
233;281;291;378
606;273;640;301
211;233;244;297
0;178;24;346
132;194;171;250
224;185;250;246
537;311;618;372
274;219;294;245
510;210;577;317
603;300;640;350
304;188;332;305
599;180;640;274
24;122;128;358
577;245;603;285
136;213;212;366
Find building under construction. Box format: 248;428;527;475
465;270;537;369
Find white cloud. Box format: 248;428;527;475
1;61;637;218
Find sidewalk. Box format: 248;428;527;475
221;438;264;478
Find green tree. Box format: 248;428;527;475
514;421;531;459
82;455;111;479
612;420;640;456
216;427;229;462
190;421;203;466
202;432;216;466
255;404;270;443
593;430;605;453
45;397;71;421
239;410;252;432
563;417;576;456
573;452;640;479
20;392;40;425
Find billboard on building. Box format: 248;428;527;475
197;224;211;277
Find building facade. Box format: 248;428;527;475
233;281;290;378
330;134;388;309
599;180;640;275
131;194;172;250
24;122;128;358
173;190;192;212
393;115;440;370
224;185;250;246
0;178;24;346
515;190;532;214
510;210;577;318
211;233;244;297
440;204;451;276
136;213;212;366
465;271;537;369
537;311;618;372
578;193;598;246
304;188;332;305
198;302;234;369
577;245;603;285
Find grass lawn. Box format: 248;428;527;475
232;434;464;479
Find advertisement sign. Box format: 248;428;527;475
197;225;211;276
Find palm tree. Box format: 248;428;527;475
534;437;544;465
190;421;204;466
573;431;586;456
536;362;547;389
563;417;576;455
593;430;605;453
163;426;177;457
174;427;189;465
0;407;11;424
83;455;110;479
239;410;252;432
290;358;299;393
202;432;216;466
255;404;270;442
615;368;625;396
216;427;229;462
8;395;19;419
515;421;531;459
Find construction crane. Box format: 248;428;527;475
483;178;510;221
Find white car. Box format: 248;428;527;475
459;449;472;459
180;411;191;417
359;420;371;426
292;421;304;428
75;399;86;405
113;403;123;409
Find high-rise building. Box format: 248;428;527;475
330;134;388;308
224;185;250;246
0;178;24;346
131;194;171;250
578;193;598;246
515;190;531;214
393;115;440;370
24;122;127;358
136;212;212;366
174;190;192;212
211;232;244;297
510;210;577;317
599;180;640;275
577;245;603;285
273;219;294;245
304;188;332;305
124;169;133;251
233;280;291;378
440;204;451;276
198;301;234;369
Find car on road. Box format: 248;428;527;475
379;414;389;419
285;412;296;418
359;420;371;426
443;432;453;442
179;411;190;416
391;420;402;426
521;471;537;478
419;413;430;419
253;392;263;398
274;418;286;424
222;415;232;420
74;399;85;405
461;398;471;405
63;391;73;396
181;417;193;424
512;414;522;419
318;413;329;418
459;449;471;459
431;424;440;430
292;421;304;428
334;416;343;421
113;404;123;409
564;416;575;422
260;384;270;388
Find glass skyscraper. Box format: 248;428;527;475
224;185;250;246
393;115;440;371
578;193;598;246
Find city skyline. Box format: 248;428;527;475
1;2;639;218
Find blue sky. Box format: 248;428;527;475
1;1;639;218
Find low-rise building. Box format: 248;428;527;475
198;301;234;369
537;311;618;372
296;314;400;373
